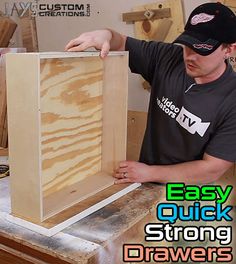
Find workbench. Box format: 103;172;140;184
0;177;165;264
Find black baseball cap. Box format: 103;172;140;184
174;2;236;56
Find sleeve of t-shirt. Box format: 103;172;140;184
205;106;236;162
125;37;176;84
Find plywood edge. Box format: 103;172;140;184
102;54;129;173
6;51;128;59
6;53;42;222
39;51;128;59
4;183;141;237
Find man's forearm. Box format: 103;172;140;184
149;156;232;184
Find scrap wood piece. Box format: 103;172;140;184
19;10;38;52
122;8;171;23
0;16;17;47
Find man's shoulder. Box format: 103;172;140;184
126;37;182;54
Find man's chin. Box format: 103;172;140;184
186;68;199;78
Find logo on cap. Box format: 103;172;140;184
191;13;215;25
193;44;214;50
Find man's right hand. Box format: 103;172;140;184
65;30;112;58
65;29;126;58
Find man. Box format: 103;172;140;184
65;2;236;184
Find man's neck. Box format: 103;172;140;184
194;61;227;84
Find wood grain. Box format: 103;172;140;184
40;57;103;197
7;52;129;223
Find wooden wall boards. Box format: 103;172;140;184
6;52;140;233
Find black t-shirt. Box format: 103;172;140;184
126;37;236;165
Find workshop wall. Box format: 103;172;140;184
0;0;211;111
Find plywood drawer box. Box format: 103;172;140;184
6;52;129;224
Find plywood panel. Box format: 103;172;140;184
0;48;26;150
43;173;114;218
40;57;103;197
6;54;42;222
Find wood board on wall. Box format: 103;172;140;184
6;51;134;226
132;0;184;42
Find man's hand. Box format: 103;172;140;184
65;30;112;58
65;29;127;58
113;154;233;184
114;161;154;184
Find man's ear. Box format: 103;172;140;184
227;43;236;54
